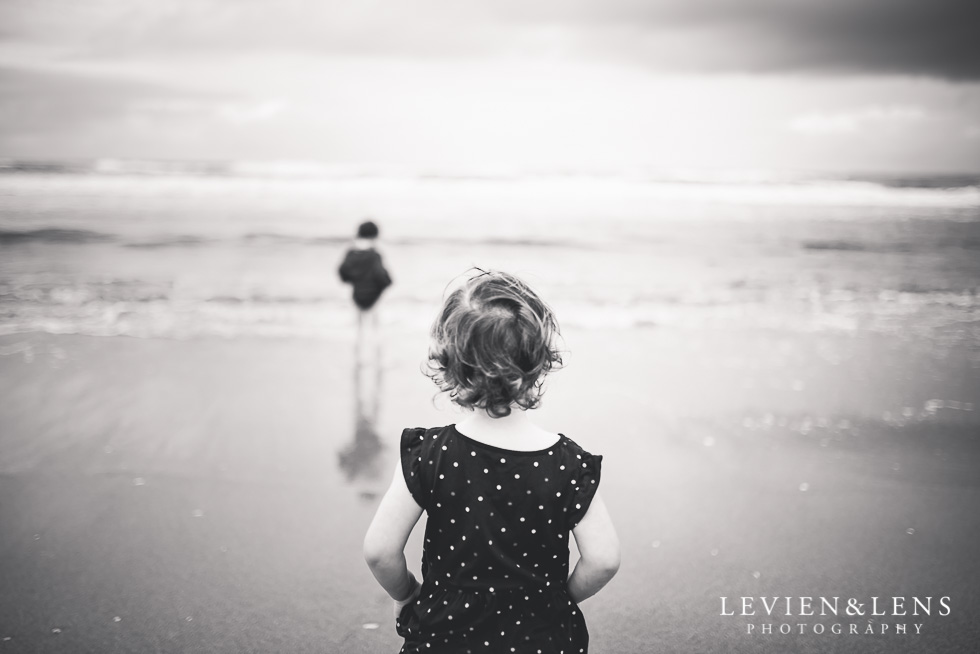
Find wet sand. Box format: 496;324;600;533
1;327;979;653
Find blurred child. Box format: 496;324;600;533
339;220;392;406
338;220;392;315
364;270;619;653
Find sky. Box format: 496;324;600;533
1;0;979;173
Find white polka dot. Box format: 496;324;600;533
500;458;506;463
478;496;483;501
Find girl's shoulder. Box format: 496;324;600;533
400;425;602;520
399;425;455;464
400;424;451;446
400;424;600;463
555;435;603;493
558;433;599;458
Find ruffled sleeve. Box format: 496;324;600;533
564;448;602;529
400;427;429;510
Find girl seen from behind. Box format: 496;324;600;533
364;271;620;653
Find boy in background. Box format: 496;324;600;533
338;221;392;484
338;220;392;314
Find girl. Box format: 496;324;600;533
364;271;620;654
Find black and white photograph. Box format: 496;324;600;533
1;1;979;652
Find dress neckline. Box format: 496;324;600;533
450;424;564;456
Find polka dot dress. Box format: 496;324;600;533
396;425;602;654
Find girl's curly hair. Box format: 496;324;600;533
425;270;563;418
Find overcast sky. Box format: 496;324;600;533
1;0;978;173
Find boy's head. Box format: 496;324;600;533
357;221;379;239
426;270;562;418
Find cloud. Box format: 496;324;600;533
2;3;978;169
0;63;278;157
0;65;186;132
122;97;284;125
497;0;980;80
788;105;928;135
1;0;978;80
216;100;286;124
0;0;500;61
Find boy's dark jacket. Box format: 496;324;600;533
339;248;392;309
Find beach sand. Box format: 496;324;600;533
1;326;979;653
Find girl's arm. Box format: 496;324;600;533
568;491;620;603
363;461;425;604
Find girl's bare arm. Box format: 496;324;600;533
568;491;620;603
363;462;425;601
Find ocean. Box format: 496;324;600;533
1;159;978;346
2;162;980;654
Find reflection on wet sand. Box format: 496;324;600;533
338;312;385;498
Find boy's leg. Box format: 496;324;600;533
355;307;382;414
370;309;382;422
